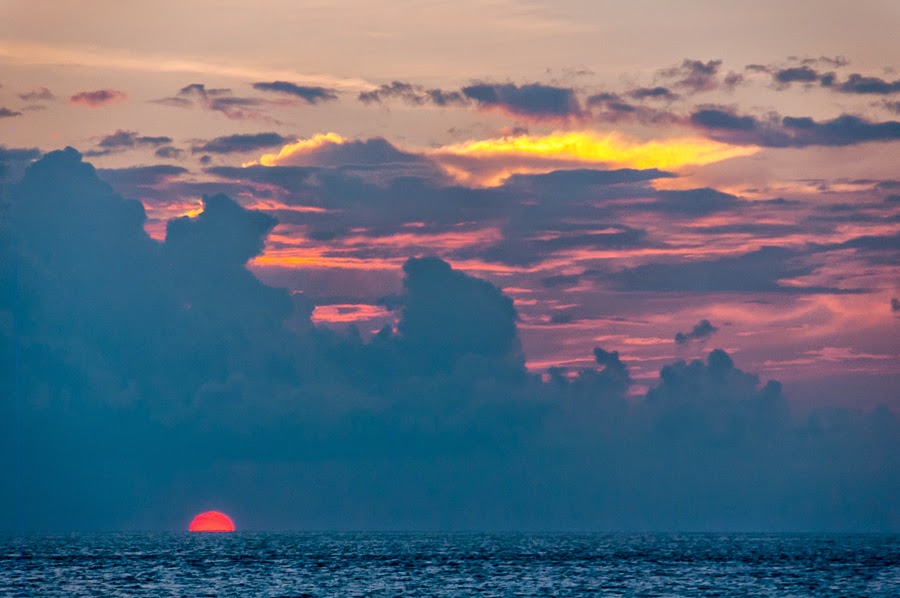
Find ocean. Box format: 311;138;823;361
2;532;898;596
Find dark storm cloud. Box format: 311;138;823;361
18;86;55;102
892;298;900;313
675;319;718;344
192;132;289;154
690;108;900;147
252;81;338;103
68;89;127;107
461;82;583;119
358;81;468;107
1;149;898;532
0;107;22;118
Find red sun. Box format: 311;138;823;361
189;511;235;532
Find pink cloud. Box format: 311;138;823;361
68;89;127;108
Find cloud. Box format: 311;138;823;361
154;146;184;159
358;81;467;107
154;83;269;120
755;63;900;94
18;86;55;102
461;82;583;119
607;246;859;295
892;298;900;313
193;132;290;154
772;66;823;85
0;108;21;118
252;81;338;103
431;131;757;185
68;89;127;107
836;74;900;95
0;145;41;181
658;59;742;93
2;149;898;532
627;86;679;101
84;130;174;156
675;319;718;344
690;109;900;147
97;164;189;198
98;130;172;149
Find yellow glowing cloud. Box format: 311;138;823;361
243;130;758;187
434;130;757;170
242;132;346;166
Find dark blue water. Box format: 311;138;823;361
2;533;898;596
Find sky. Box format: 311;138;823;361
1;0;899;531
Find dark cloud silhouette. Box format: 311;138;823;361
98;130;172;149
0;146;41;181
837;74;900;95
358;81;467;107
690;109;900;147
154;83;269;120
754;63;899;95
192;132;289;154
68;89;127;107
607;246;858;294
690;108;757;130
178;83;231;99
0;107;22;118
627;86;679;101
892;298;900;313
154;146;184;159
462;83;583;119
675;319;718;344
252;81;338;103
84;130;174;156
772;66;822;85
584;92;679;125
18;86;55;102
658;59;741;93
3;150;897;532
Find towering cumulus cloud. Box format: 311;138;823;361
1;150;897;532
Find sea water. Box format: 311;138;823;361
2;532;898;596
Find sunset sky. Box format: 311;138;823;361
1;1;898;531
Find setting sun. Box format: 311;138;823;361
188;511;236;533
